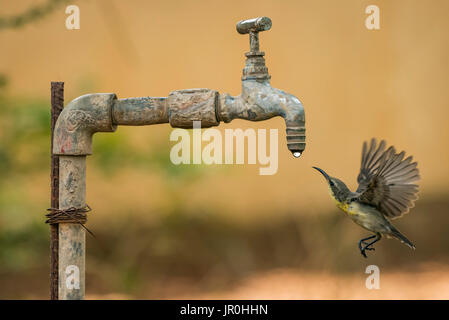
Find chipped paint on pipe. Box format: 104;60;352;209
58;155;86;300
111;89;220;129
166;89;220;128
54;86;305;155
53;93;117;155
112;97;168;126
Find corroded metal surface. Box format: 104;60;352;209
235;17;305;154
112;97;168;126
236;17;272;34
53;93;117;155
58;155;86;300
219;79;306;154
167;89;219;128
50;81;64;300
237;17;271;81
112;90;219;129
242;50;270;81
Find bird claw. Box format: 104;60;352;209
360;250;368;258
358;235;380;258
360;245;375;258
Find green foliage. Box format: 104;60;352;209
92;129;207;180
0;220;47;271
0;74;8;89
0;95;51;175
0;0;69;30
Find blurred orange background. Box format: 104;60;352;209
0;0;448;299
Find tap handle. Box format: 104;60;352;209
236;17;271;53
236;17;272;34
236;17;272;80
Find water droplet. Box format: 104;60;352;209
293;151;302;158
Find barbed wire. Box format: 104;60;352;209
0;0;71;30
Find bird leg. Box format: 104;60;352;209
358;234;381;258
358;235;376;250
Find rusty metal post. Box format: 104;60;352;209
50;82;64;300
58;156;86;300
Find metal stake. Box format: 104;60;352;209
50;82;64;300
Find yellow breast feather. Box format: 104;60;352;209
329;188;351;214
336;200;349;212
331;196;352;214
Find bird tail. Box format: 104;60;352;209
390;228;415;250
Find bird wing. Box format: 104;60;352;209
355;138;420;219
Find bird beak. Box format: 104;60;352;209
312;166;331;182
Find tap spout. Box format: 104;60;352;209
218;79;306;155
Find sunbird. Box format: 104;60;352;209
313;139;420;258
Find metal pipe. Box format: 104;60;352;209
58;155;86;300
112;97;168;126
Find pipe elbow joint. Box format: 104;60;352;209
53;93;117;155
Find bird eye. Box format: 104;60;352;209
329;180;335;187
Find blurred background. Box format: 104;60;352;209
1;0;449;299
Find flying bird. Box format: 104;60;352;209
313;139;420;258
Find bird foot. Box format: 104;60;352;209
358;234;381;258
360;244;376;258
